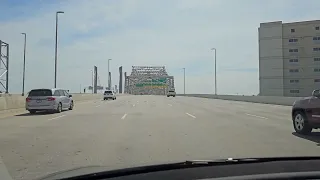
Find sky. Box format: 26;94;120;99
1;0;320;95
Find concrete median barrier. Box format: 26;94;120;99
177;94;302;106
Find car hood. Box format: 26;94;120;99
38;156;320;180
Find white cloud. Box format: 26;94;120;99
0;0;318;94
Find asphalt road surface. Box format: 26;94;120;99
0;95;319;180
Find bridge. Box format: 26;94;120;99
125;66;174;95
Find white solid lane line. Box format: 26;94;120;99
245;113;268;119
186;113;196;119
121;114;127;120
168;104;172;106
48;115;66;121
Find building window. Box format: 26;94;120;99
290;90;299;93
289;69;299;73
314;48;320;51
291;29;295;33
289;59;298;63
314;58;320;61
316;27;320;30
315;79;320;82
313;37;320;41
289;49;298;52
290;79;299;83
289;38;298;42
314;68;320;72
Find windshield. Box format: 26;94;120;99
1;1;320;180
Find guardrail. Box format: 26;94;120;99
177;94;303;106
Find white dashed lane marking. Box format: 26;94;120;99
48;115;66;121
186;113;196;119
121;114;127;120
245;113;268;119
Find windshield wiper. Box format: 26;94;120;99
185;156;320;165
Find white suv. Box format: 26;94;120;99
103;90;116;100
167;90;176;97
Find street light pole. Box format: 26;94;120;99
54;11;64;88
108;59;112;89
183;68;185;94
21;33;27;96
211;48;217;95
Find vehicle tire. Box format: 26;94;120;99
56;103;62;113
167;95;169;97
293;111;312;135
29;110;36;114
69;101;74;110
173;95;175;97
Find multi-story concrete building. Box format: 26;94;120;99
259;20;320;97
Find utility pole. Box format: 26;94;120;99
108;59;112;89
21;33;26;96
183;68;185;94
211;48;217;95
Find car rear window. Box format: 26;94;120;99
28;89;52;96
104;91;113;93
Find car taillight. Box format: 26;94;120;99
47;97;55;101
26;98;31;102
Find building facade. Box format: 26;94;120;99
259;20;320;97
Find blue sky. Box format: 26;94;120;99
1;0;320;94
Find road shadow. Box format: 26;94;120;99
292;132;320;146
15;111;55;117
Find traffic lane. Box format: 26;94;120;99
172;96;320;154
0;96;128;136
0;95;133;180
1;95;318;180
174;96;292;124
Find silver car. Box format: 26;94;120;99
26;88;74;114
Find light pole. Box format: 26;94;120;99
108;59;112;89
54;11;64;88
21;33;27;96
182;68;186;94
211;48;217;95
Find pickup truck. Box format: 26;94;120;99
292;89;320;134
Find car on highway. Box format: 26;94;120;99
103;90;116;100
292;89;320;134
26;88;74;114
167;90;176;97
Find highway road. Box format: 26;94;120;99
0;95;319;180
